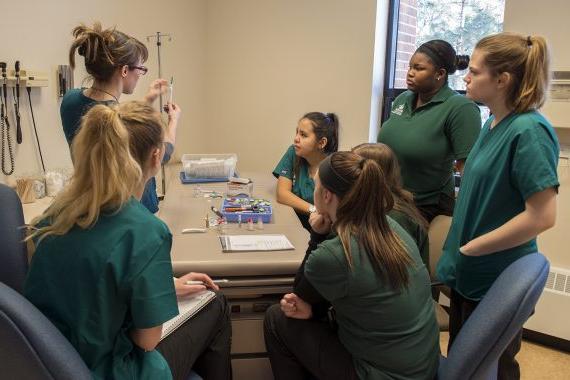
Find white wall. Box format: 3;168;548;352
203;0;378;171
0;0;380;184
504;0;570;129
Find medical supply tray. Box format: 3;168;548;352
221;197;272;223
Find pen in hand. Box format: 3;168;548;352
185;279;229;287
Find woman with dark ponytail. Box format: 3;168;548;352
273;112;340;230
378;39;481;222
264;151;439;380
437;33;559;379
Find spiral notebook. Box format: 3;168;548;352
160;290;217;341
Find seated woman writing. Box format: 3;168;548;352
25;102;231;380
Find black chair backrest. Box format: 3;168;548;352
0;184;28;293
0;282;91;379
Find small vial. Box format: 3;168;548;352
238;214;242;228
247;218;255;231
257;216;264;230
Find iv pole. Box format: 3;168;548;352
147;32;172;199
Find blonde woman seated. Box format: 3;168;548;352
24;102;231;380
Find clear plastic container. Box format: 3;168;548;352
181;153;237;179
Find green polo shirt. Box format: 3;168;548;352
437;111;559;301
388;209;429;269
305;218;440;380
24;198;178;380
377;85;481;206
273;144;315;204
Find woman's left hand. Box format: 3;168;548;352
144;79;168;104
459;243;480;256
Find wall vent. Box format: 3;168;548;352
544;266;570;296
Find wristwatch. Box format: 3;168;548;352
308;205;317;214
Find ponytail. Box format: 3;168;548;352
352;143;427;231
475;32;551;113
320;152;414;290
29;101;164;243
518;36;550;112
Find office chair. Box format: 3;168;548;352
0;183;28;293
428;215;453;331
438;252;550;380
0;281;92;379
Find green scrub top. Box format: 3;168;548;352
273;144;315;204
437;112;559;301
377;85;481;206
305;217;440;380
24;198;178;380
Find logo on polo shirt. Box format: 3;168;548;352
392;104;404;116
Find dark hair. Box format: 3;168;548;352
319;151;414;290
293;112;340;178
416;39;469;77
352;143;427;230
69;22;148;82
475;33;550;113
301;112;339;153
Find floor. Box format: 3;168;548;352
439;332;570;379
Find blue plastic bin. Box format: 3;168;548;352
221;198;272;223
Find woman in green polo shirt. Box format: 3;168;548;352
378;39;481;222
264;152;440;380
437;33;559;379
24;102;231;380
273;112;339;230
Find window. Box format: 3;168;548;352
381;0;505;124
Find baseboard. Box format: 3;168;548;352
523;329;570;352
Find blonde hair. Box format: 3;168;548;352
475;32;551;113
69;22;148;81
323;152;414;290
29;101;164;242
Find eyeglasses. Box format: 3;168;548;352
129;65;148;75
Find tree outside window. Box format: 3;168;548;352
393;0;505;90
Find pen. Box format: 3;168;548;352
211;206;224;217
185;279;229;286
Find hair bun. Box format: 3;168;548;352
455;55;470;71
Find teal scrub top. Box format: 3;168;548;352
24;199;178;380
305;218;440;380
437;111;559;301
378;85;481;206
273;144;315;204
60;88;166;214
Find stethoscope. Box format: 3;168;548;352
1;61;15;175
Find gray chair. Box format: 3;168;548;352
428;215;453;331
0;183;28;293
0;282;92;379
438;252;549;380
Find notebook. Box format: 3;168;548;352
160;290;217;341
219;234;295;252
